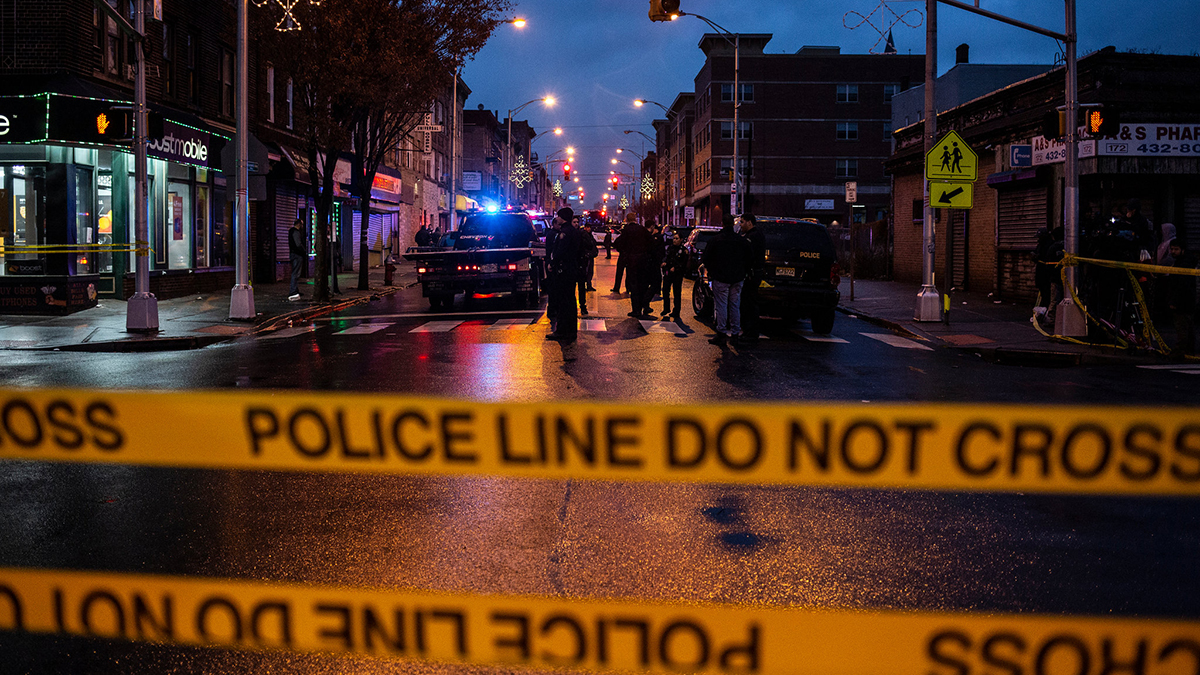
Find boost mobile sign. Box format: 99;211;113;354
148;120;213;168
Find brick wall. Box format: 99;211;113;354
120;268;235;300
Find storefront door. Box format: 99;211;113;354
1;165;47;276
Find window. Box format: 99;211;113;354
723;121;752;139
837;84;859;103
718;158;752;179
835;159;858;178
286;78;294;129
221;49;235;117
720;84;754;102
266;67;275;123
162;24;175;98
836;122;858;141
912;199;925;224
185;34;198;104
884;83;901;102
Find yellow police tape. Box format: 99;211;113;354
1;389;1198;496
1;567;1196;674
1063;254;1200;278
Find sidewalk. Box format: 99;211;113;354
0;265;417;352
839;278;1166;366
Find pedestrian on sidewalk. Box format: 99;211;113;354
546;207;581;342
702;213;752;346
661;230;689;321
1167;238;1197;359
288;218;305;301
738;213;766;342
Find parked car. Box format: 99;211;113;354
692;217;841;334
682;225;721;279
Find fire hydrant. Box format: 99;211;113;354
384;258;396;286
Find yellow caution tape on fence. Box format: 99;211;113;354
1;567;1196;674
1062;254;1200;277
1;389;1198;496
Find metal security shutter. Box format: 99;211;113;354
1183;196;1200;249
948;210;968;290
997;187;1048;252
275;187;299;263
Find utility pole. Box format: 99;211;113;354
123;0;157;332
915;0;941;321
229;0;255;319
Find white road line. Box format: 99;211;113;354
313;309;544;322
860;332;933;350
580;319;608;332
1137;364;1200;370
261;326;319;339
795;330;849;343
489;318;535;330
639;320;686;335
333;323;391;335
410;320;465;333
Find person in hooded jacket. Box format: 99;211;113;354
701;214;752;346
614;213;655;318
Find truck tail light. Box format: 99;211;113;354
506;264;517;270
830;263;842;287
417;267;428;274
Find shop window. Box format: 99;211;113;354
75;168;96;274
167;181;192;269
97;166;115;274
1;166;44;276
196;184;210;267
837;122;859;141
837;84;859;103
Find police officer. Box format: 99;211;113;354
546;208;581;342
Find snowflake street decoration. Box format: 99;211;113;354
509;156;532;188
252;0;322;32
619;195;629;210
552;180;563;197
843;1;923;55
641;174;655;198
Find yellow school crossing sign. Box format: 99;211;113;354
931;181;973;209
925;131;977;182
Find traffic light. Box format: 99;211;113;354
649;0;680;22
1086;107;1121;137
1041;109;1065;140
562;163;571;180
95;107;133;141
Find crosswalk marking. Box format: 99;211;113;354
333;323;391;335
795;330;849;343
488;318;536;330
580;319;608;332
261;326;318;340
410;320;465;333
1137;364;1200;375
860;332;933;350
639;320;685;335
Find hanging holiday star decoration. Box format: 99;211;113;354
843;1;922;55
552;180;563;197
509;156;532;188
619;195;629;210
252;0;322;32
641;174;655;198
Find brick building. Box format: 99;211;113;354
887;48;1200;301
665;35;923;227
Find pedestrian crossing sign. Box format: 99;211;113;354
925;131;977;182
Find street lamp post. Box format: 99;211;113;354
633;99;675;119
670;13;740;215
506;97;554;206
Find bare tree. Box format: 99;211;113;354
260;0;510;301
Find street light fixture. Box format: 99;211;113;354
633;98;675;118
506;96;555;205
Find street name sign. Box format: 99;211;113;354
925;130;978;182
931;181;973;209
414;124;443;133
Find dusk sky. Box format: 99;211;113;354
460;0;1199;206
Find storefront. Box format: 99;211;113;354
0;91;229;313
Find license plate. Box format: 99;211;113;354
775;267;795;277
481;263;497;273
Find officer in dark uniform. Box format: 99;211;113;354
739;214;766;342
546;208;581;342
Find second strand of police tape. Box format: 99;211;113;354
1;568;1198;674
0;389;1198;496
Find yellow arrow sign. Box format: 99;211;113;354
926;131;978;181
931;181;973;209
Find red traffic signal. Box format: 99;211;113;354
562;163;571;179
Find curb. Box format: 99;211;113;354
37;334;232;353
250;283;406;336
836;305;928;341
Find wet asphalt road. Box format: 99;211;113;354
2;257;1198;673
